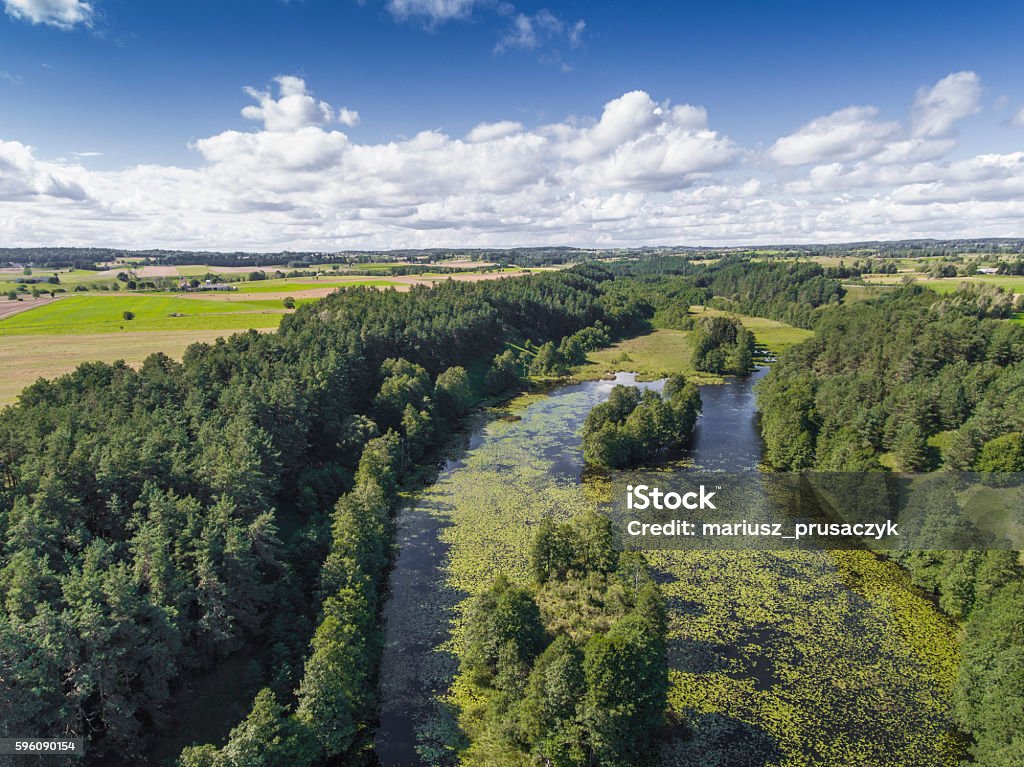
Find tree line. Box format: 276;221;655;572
601;257;846;331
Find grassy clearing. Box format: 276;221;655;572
862;273;923;284
0;329;269;406
691;305;815;353
0;294;286;335
236;297;320;309
575;329;722;383
574;311;812;383
59;269;117;285
842;284;892;302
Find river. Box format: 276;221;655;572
374;371;964;767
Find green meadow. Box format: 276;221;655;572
575;329;721;383
0;294;287;336
574;310;813;384
921;275;1024;294
693;306;815;353
0;267;121;294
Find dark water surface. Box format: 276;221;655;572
688;365;766;470
373;371;761;765
374;369;963;767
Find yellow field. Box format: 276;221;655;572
0;329;271;407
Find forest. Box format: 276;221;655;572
757;282;1024;764
1;253;1022;765
0;264;651;765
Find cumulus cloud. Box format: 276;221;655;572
911;71;982;137
769;106;899;166
0;139;87;200
466;120;524;142
241;76;358;132
2;0;93;29
337;107;361;127
3;73;1024;249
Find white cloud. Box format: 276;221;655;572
494;8;584;54
2;0;93;29
3;74;1024;249
870;138;956;165
769;106;899;166
495;13;538;51
466;120;524;142
386;0;477;24
380;0;584;60
911;71;982;137
337;108;360;127
568;19;585;48
240;76;357;132
0;139;87;200
1012;107;1024;128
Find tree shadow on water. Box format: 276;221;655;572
374;493;469;767
659;711;782;767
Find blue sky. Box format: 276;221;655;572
1;0;1023;249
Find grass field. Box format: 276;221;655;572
175;266;215;277
574;329;723;383
0;329;272;406
921;275;1024;294
574;310;813;383
693;305;815;352
0;267;120;294
573;309;811;380
0;294;287;335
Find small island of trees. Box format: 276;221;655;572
692;315;755;375
581;376;702;468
